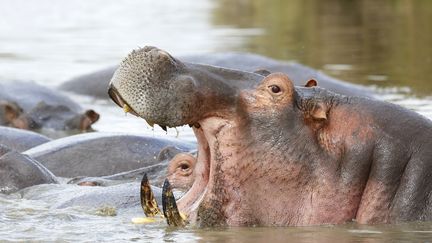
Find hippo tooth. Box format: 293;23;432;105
123;104;132;114
145;119;155;128
162;179;188;227
140;174;163;217
158;125;167;132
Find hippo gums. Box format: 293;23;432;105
108;46;432;227
0;81;99;132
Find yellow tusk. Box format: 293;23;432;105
123;104;132;114
179;212;188;221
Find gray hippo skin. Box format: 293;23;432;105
23;132;195;178
0;81;99;133
59;53;371;99
68;151;197;190
60;67;117;99
0;145;58;194
19;181;182;216
108;46;432;227
0;126;51;152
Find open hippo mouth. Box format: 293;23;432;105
107;46;268;226
109;80;233;226
108;46;350;227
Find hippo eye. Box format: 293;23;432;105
269;85;281;94
180;163;189;171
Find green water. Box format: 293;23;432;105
212;0;432;96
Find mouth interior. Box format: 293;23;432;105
176;122;212;220
109;85;218;221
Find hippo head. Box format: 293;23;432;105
0;101;99;132
109;47;334;226
166;153;196;191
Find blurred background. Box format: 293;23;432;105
1;0;431;95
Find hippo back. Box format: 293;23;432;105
0;81;81;112
181;52;372;97
0;146;58;194
23;132;195;178
0;126;51;152
59;67;116;99
59;52;372;100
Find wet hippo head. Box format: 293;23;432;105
108;47;331;226
166;153;196;191
108;46;260;129
0;100;99;131
111;47;406;227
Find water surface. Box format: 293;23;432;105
1;0;432;242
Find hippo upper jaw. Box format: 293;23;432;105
108;46;263;129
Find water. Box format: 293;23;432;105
1;0;432;242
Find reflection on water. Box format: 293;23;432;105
212;0;432;96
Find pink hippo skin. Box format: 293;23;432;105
108;46;432;227
166;152;196;191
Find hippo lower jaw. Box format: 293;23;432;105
176;118;225;223
113;92;230;225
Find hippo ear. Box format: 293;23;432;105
85;110;100;124
254;69;271;77
311;103;327;121
305;79;318;87
157;145;183;161
0;101;22;122
79;109;100;130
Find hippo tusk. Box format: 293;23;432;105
158;125;167;132
145;119;155;128
162;179;188;227
140;174;163;217
123;104;132;114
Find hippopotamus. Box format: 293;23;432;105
20;182;150;212
23;132;195;178
0;126;51;152
0;81;99;133
67;152;196;189
59;67;117;99
59;52;372;99
108;46;432;227
19;175;182;215
166;153;196;191
0;145;58;194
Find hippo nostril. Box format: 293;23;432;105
108;86;139;117
108;86;123;108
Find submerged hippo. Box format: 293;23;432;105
166;153;196;191
19;175;182;216
0;81;99;132
60;52;371;99
20;182;151;212
0;126;51;152
23;132;195;178
0;145;58;194
108;46;432;227
68;151;196;189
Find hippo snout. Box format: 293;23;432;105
108;46;262;129
108;46;201;127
